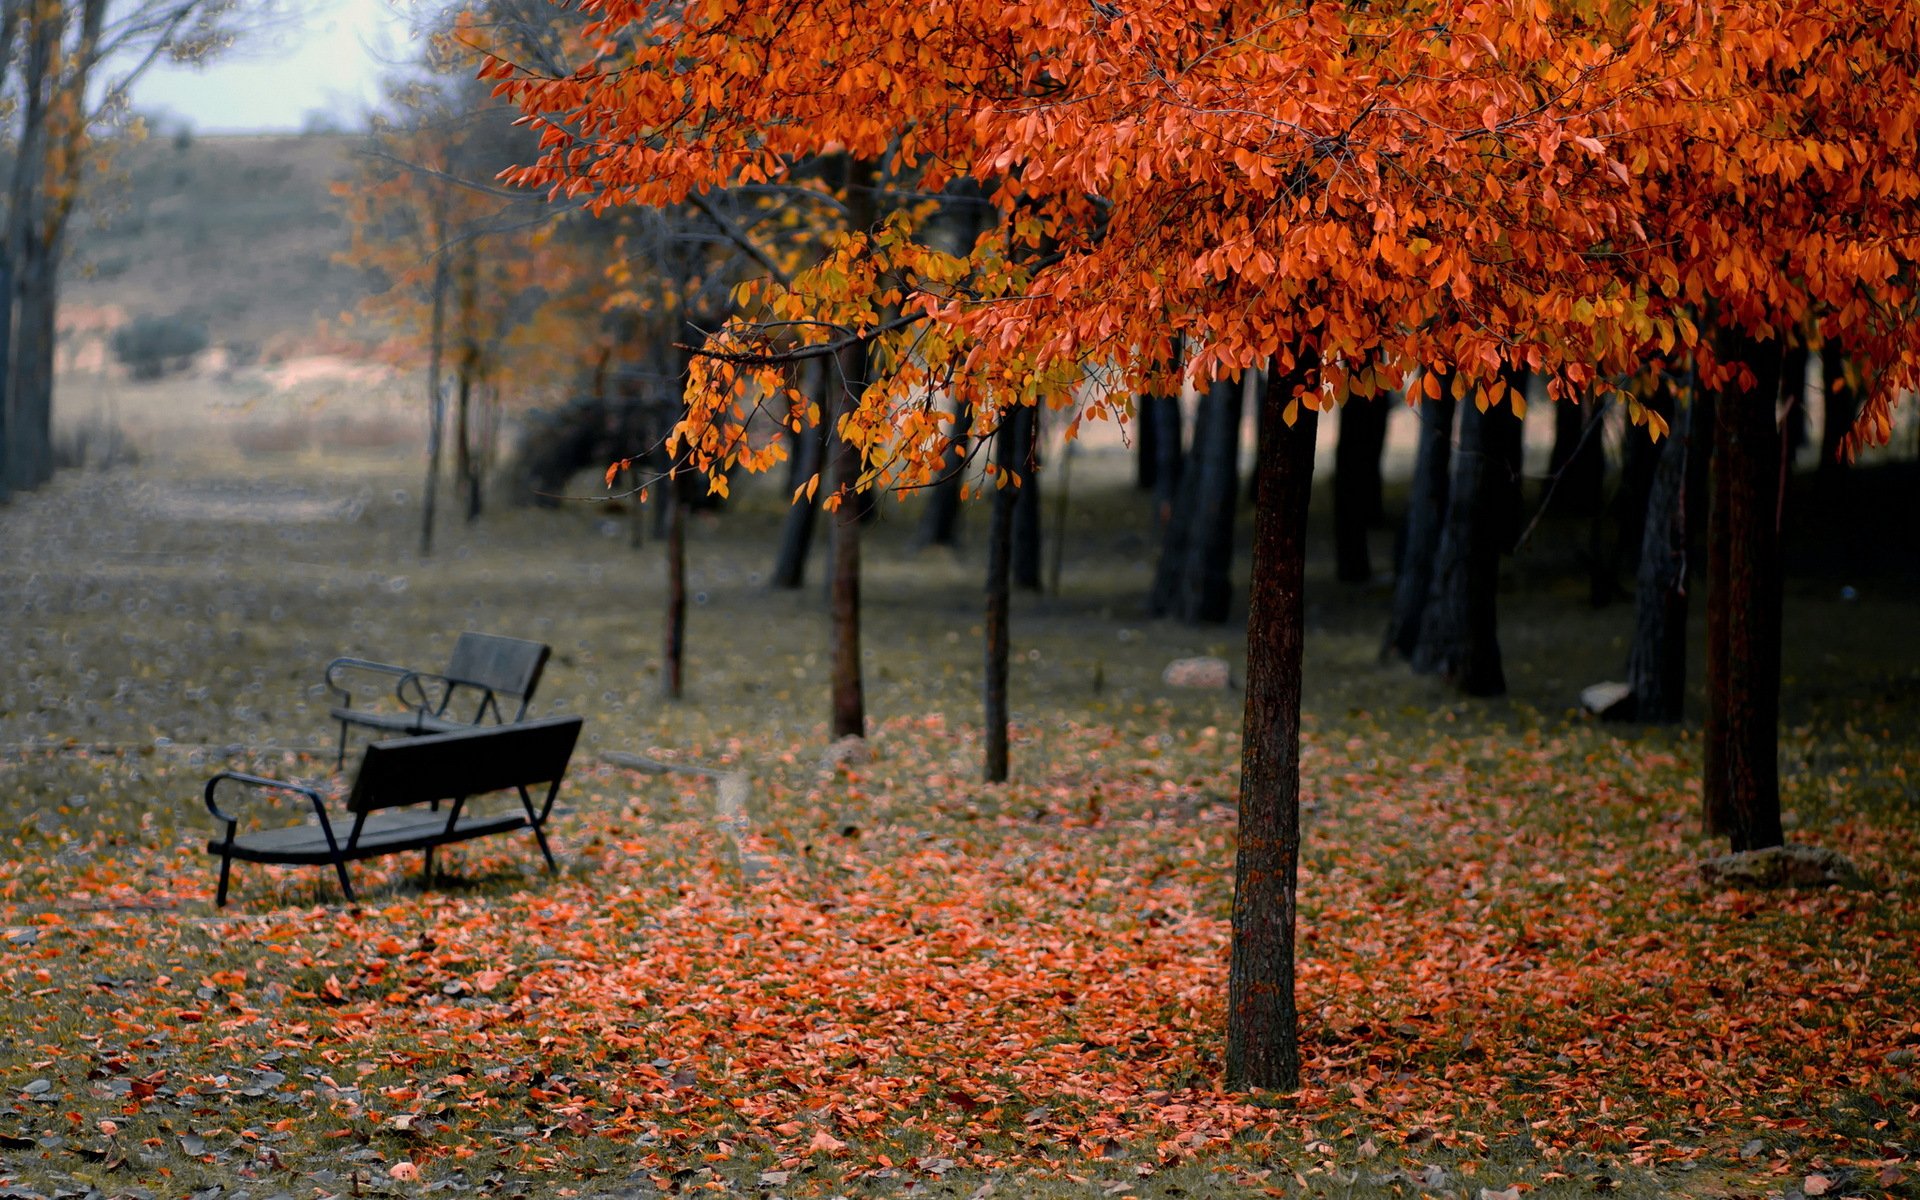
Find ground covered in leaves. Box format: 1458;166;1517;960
1;435;1916;1200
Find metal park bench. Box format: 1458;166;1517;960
324;632;551;769
202;716;582;907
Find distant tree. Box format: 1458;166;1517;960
1;0;277;501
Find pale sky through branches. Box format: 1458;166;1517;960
127;0;417;133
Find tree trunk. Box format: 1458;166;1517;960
420;254;449;558
0;253;9;503
1625;387;1692;723
1383;382;1455;659
1177;375;1245;623
1011;405;1042;590
772;378;829;588
663;467;689;700
1412;395;1507;695
1151;385;1212;616
1333;395;1389;583
1704;331;1785;851
1134;388;1159;491
1605;410;1662;598
1548;393;1605;519
455;361;481;522
915;394;970;548
1149;389;1184;532
1226;355;1317;1093
828;357;868;740
1486;375;1527;554
983;415;1017;782
8;246;54;487
1815;351;1855;504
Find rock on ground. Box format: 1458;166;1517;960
820;735;871;770
1163;656;1231;689
1698;843;1870;890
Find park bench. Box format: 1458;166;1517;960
325;632;551;769
202;715;583;907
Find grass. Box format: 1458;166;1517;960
1;392;1916;1200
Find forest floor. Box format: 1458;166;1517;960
1;384;1916;1200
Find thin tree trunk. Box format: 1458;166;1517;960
1011;406;1042;591
1705;331;1786;851
1178;375;1245;623
1412;395;1507;695
455;361;480;521
1606;409;1662;597
1134;389;1159;491
1226;354;1317;1093
1333;396;1389;583
1486;375;1526;553
420;255;449;558
1151;386;1211;616
1548;393;1605;519
772;370;829;588
915;394;970;548
828;352;868;740
0;253;9;503
1047;431;1072;595
1815;350;1855;504
1383;382;1455;659
983;415;1017;782
1149;389;1184;532
1625;385;1692;724
10;249;54;486
663;468;688;700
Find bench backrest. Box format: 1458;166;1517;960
446;633;551;711
345;716;582;815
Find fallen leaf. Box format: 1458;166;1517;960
1803;1175;1831;1196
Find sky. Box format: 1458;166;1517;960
126;0;418;134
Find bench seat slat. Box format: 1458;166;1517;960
326;707;475;736
211;810;529;865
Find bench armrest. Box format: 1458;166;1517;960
204;772;338;851
325;657;415;710
397;670;512;724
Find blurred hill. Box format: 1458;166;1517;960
62;132;370;358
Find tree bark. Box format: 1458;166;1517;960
1605;410;1662;597
1547;393;1605;519
1151;383;1213;616
455;361;481;521
0;254;9;504
1383;382;1455;659
915;394;970;548
772;373;829;588
1815;350;1855;503
663;467;689;700
1177;375;1245;623
1333;395;1389;583
1149;389;1184;532
1625;387;1692;723
1226;355;1316;1093
1011;405;1043;591
827;353;868;740
1134;388;1159;491
9;246;55;487
420;254;449;558
1412;395;1507;695
1704;331;1786;850
983;414;1018;782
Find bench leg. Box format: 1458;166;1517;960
331;858;356;903
215;853;234;908
529;824;558;874
422;845;435;888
